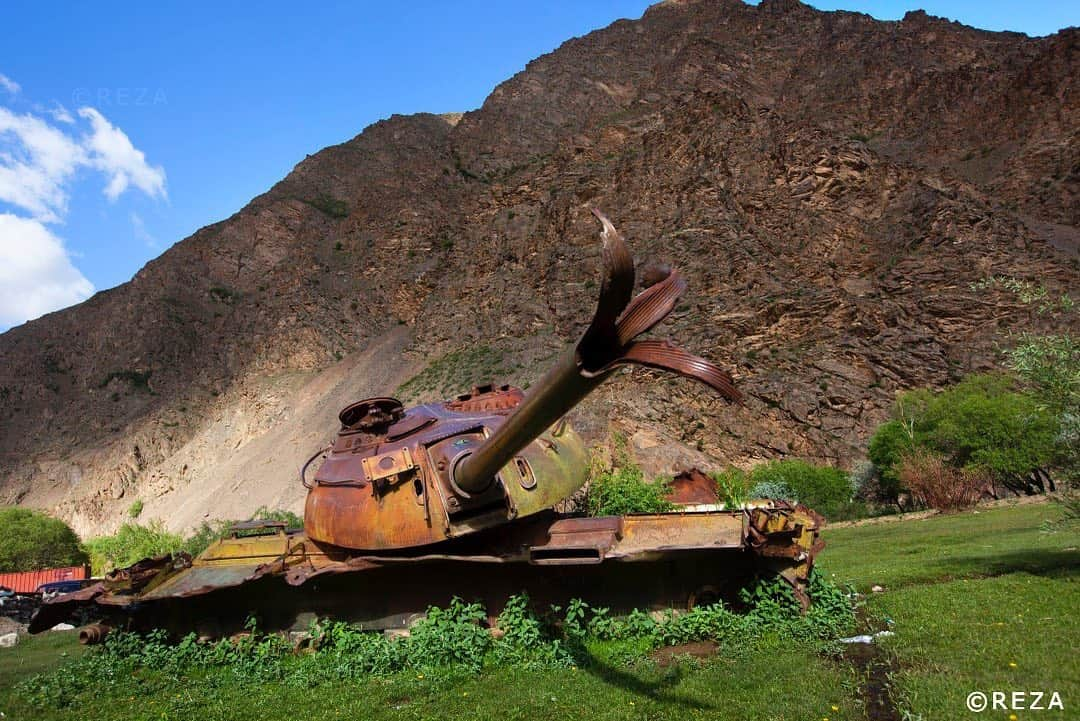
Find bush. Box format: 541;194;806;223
584;436;674;516
0;507;88;573
898;449;988;510
747;460;855;519
748;478;797;502
586;463;673;516
83;521;185;574
868;374;1059;497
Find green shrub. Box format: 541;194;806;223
182;507;304;557
586;462;673;516
747;460;854;519
127;500;143;519
97;369;152;391
584;435;674;516
0;507;88;572
868;374;1059;497
301;193;349;219
711;467;749;507
181;519;234;557
83;521;185;574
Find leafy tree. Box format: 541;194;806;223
0;507;88;573
1007;334;1078;480
1006;334;1079;414
1007;333;1079;526
868;374;1059;497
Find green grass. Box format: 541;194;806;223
820;502;1076;590
0;631;85;692
2;501;1075;720
876;573;1078;720
822;500;1078;721
0;642;861;721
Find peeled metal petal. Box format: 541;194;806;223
578;209;636;371
615;269;687;345
607;340;742;403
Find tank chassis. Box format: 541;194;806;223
32;211;824;639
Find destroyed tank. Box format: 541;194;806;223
32;211;823;641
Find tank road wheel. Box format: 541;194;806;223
687;585;722;610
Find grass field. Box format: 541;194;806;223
1;501;1075;721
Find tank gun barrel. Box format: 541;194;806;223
452;210;741;495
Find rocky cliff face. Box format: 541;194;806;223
1;0;1076;535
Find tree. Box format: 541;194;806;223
1006;334;1079;484
1007;333;1080;527
868;374;1059;497
0;507;88;573
867;419;914;501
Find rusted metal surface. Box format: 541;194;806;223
0;566;89;594
78;623;111;645
667;468;720;506
300;211;739;553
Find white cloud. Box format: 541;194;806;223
0;213;94;327
50;103;74;124
0;105;166;222
0;84;166;326
0;107;86;221
130;211;156;248
78;107;166;201
0;73;19;95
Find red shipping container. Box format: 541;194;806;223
0;566;89;594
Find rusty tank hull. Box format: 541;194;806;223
32;210;825;639
31;504;823;637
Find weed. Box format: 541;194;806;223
396;345;515;400
17;572;855;712
584;437;674;516
712;468;748;507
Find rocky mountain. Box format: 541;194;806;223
1;0;1076;536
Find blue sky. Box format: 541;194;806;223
0;1;1075;330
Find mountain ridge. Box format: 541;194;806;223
1;0;1076;535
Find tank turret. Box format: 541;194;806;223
301;210;740;551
